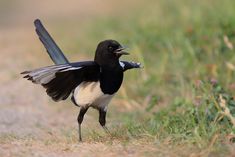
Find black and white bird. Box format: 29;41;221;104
21;19;142;141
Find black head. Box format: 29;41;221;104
94;40;129;67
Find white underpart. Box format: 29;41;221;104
119;61;125;69
74;81;114;110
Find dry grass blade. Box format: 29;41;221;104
226;62;235;71
219;95;235;127
223;35;234;50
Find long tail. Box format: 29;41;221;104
34;19;69;64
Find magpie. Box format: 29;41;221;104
21;19;142;141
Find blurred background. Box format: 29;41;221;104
0;0;235;156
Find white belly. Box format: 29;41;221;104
74;81;114;109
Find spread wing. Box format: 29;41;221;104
21;61;99;101
34;19;69;64
120;61;143;71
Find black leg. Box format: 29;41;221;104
99;108;110;133
77;107;88;142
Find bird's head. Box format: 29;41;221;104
94;40;129;67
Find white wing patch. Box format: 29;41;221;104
119;61;125;69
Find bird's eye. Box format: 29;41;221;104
108;46;114;52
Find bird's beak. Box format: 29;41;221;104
114;47;129;55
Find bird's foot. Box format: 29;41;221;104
78;136;83;142
102;126;111;135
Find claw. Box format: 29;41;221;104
102;126;111;135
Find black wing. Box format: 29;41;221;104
119;61;143;71
21;61;99;101
34;19;69;64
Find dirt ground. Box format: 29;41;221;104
0;1;162;157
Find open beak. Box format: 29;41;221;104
114;47;129;55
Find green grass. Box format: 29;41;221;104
59;0;235;156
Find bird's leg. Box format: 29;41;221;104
77;107;88;142
99;108;110;134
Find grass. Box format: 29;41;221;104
56;0;235;156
